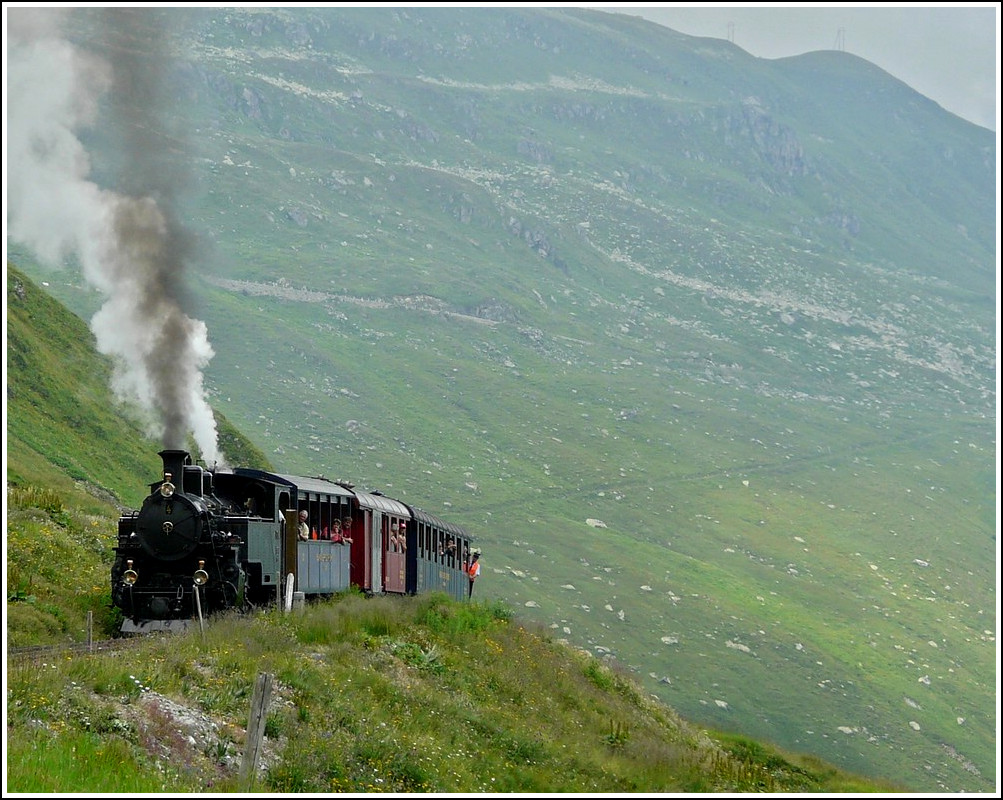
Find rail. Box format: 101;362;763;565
7;637;133;662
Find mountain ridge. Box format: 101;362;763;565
7;7;995;793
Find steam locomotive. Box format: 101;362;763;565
111;449;477;633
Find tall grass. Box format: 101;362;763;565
5;594;902;794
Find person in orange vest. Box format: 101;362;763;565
466;550;481;598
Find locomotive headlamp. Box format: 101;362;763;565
122;559;138;586
159;472;176;498
193;560;209;586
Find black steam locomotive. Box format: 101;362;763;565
112;449;477;633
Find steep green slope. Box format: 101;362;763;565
8;7;995;793
6;594;902;793
5;264;272;643
6;263;272;505
6;264;162;510
6;267;900;794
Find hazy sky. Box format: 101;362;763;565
600;4;999;132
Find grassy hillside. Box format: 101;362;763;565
7;7;995;793
6;266;161;511
6;593;903;794
4;265;902;793
4;263;270;643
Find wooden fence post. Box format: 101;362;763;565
239;671;273;790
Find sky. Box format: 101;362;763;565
599;3;999;132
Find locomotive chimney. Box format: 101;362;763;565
159;449;190;487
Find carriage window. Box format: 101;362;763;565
443;534;456;566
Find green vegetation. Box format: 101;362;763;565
4;265;269;644
7;265;903;793
6;583;904;792
8;6;995;793
6;480;121;644
6;268;159;511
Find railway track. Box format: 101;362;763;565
7;637;138;662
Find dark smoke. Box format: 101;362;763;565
7;7;222;464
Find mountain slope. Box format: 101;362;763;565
6;267;900;794
6;265;162;510
7;7;996;793
5;263;271;508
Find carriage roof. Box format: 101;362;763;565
351;488;411;517
230;468;471;538
406;505;471;539
232;468;355;501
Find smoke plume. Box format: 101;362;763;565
7;8;222;465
